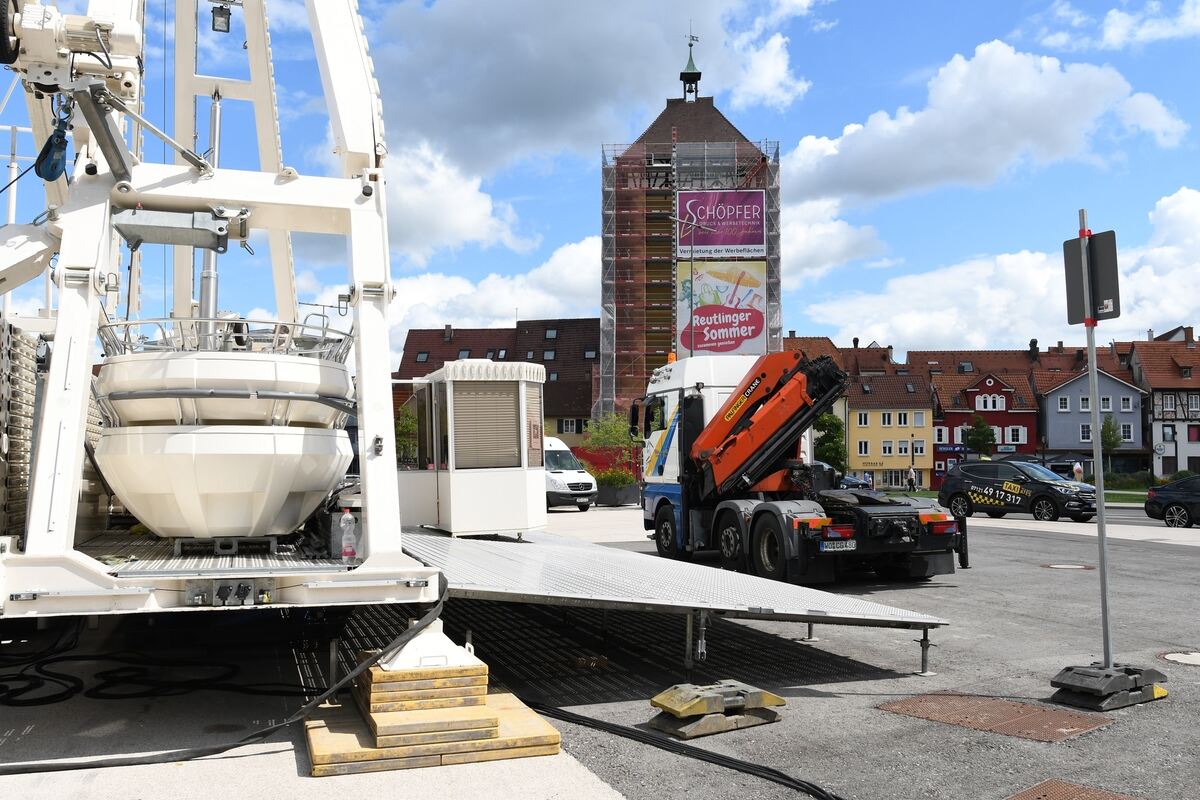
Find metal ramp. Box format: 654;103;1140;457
402;530;946;631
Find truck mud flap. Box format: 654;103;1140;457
905;552;955;578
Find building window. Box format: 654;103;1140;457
857;411;869;427
560;418;576;434
1080;423;1092;443
1058;396;1069;412
953;426;965;444
1080;396;1090;412
1121;396;1132;412
1121;423;1133;442
898;440;909;456
526;350;534;360
897;411;909;426
1163;394;1176;412
975;394;1007;411
1007;426;1025;445
485;350;494;359
913;440;926;456
991;426;1002;444
935;460;945;472
1189;425;1200;442
458;349;470;359
914;411;925;427
1190;393;1200;412
415;352;429;363
1163;424;1175;442
548;372;558;381
881;412;893;426
1101;396;1112;412
584;350;596;359
543;350;556;360
857;441;869;456
545;329;557;340
497;349;507;359
881;440;893;456
1184;367;1193;379
934;426;947;444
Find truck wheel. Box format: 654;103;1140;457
716;512;745;572
1031;497;1059;521
654;505;681;559
947;494;972;518
751;515;787;581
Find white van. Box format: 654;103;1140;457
544;437;597;511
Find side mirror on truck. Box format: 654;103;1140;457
628;403;640;440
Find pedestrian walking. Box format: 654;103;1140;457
907;466;917;492
1072;461;1084;482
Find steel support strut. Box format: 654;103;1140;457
916;628;936;676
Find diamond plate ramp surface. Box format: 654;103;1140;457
879;692;1111;742
1005;779;1141;800
402;530;945;629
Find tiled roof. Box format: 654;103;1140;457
905;349;1043;376
394;318;600;417
842;343;900;375
782;336;845;369
931;372;1037;411
1131;340;1200;389
844;375;931;410
1031;369;1075;394
634;97;752;146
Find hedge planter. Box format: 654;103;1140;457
597;485;639;506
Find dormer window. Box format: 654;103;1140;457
1184;367;1193;379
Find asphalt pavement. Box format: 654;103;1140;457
1;506;1196;800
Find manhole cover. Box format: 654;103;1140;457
1005;778;1140;800
879;692;1111;742
1160;651;1200;666
1042;564;1095;570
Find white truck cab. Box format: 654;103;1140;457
544;437;597;511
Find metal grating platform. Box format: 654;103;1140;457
401;530;946;629
1005;779;1140;800
879;692;1111;742
79;532;346;577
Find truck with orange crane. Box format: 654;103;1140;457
632;352;965;584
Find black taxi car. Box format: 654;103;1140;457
938;461;1097;522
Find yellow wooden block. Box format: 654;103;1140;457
311;754;440;777
440;743;560;765
365;701;500;737
361;674;488;693
355;685;487;714
306;693;560;769
362;684;488;703
375;726;498;748
360;661;488;684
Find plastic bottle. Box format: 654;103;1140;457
339;508;357;564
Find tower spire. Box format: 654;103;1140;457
680;32;701;101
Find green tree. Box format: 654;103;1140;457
1099;413;1122;473
583;411;637;448
962;414;996;456
395;404;418;466
813;413;847;473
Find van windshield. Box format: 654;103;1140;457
546;450;583;471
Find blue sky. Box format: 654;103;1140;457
3;0;1199;363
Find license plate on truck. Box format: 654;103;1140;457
820;540;857;552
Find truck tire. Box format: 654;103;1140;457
654;504;682;559
716;511;745;572
751;515;787;581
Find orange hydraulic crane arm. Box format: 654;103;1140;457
690;353;847;501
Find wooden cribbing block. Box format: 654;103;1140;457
359;684;489;703
305;693;561;777
354;684;487;714
360;674;488;693
366;700;500;738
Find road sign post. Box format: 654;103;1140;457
1051;209;1168;711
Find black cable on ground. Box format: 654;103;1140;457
527;701;851;800
0;573;448;775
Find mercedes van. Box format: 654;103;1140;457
545;437;597;511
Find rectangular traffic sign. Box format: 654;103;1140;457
1064;230;1120;325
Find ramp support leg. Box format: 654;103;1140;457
916;628;936;677
328;636;341;695
801;622;819;643
684;611;695;676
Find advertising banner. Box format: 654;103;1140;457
676;190;767;258
676;260;767;355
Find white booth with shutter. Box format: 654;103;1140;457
396;360;546;536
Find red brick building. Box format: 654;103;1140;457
929;372;1039;488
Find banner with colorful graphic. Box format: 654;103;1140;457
676;190;767;258
676;260;767;355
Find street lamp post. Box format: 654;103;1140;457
668;215;716;357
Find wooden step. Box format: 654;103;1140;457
354;684;488;714
358;683;489;703
365;700;501;738
305;693;560;777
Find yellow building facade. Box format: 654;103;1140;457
844;376;935;490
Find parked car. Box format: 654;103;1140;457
544;437;597;511
1145;475;1200;528
938;461;1097;522
839;474;871;490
